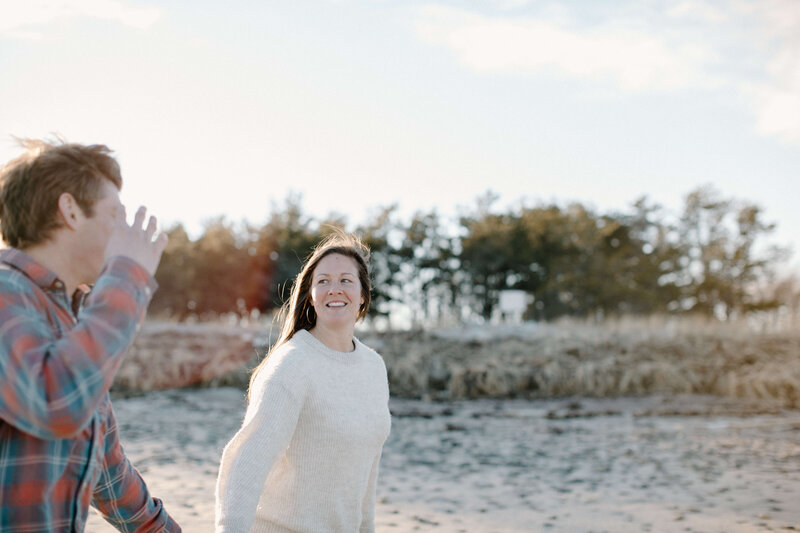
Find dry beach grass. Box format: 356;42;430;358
375;317;800;408
115;315;800;408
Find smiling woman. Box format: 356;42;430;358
309;252;366;351
215;231;390;533
259;231;373;361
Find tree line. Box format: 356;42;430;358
150;186;796;325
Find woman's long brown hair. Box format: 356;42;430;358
247;230;371;401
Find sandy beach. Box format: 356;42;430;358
85;387;800;532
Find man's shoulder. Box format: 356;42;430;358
0;261;36;293
0;255;55;320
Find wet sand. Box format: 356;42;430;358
86;388;800;532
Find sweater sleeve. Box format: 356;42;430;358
215;368;303;533
359;449;383;533
361;353;390;533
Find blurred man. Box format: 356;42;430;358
0;138;181;532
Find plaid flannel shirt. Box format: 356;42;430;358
0;248;181;532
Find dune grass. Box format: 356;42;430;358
114;315;800;408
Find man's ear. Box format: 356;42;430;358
57;192;81;230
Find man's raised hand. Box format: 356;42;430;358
104;206;168;276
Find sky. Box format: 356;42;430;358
1;0;799;272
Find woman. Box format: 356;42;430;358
215;232;391;533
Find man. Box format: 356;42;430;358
0;138;181;532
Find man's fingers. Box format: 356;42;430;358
132;206;147;230
145;216;158;240
104;205;167;276
153;232;168;256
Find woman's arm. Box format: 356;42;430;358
215;373;303;533
359;450;383;533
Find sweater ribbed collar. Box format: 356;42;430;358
292;329;365;364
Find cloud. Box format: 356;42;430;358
489;0;537;9
746;0;800;39
740;0;800;145
416;1;800;146
0;0;162;39
747;48;800;145
416;6;717;92
666;1;727;24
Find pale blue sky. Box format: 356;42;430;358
1;0;798;271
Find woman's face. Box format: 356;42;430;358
309;253;364;331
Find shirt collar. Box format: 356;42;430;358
0;248;67;291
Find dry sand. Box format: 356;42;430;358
85;388;800;532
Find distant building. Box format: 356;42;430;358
494;290;533;324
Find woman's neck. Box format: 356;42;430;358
309;324;355;352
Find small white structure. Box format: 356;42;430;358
494;290;532;324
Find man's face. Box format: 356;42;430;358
73;180;124;284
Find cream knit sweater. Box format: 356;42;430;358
215;329;391;533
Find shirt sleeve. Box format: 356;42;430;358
0;256;155;439
215;369;304;533
91;402;181;532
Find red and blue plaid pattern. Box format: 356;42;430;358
0;248;180;532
